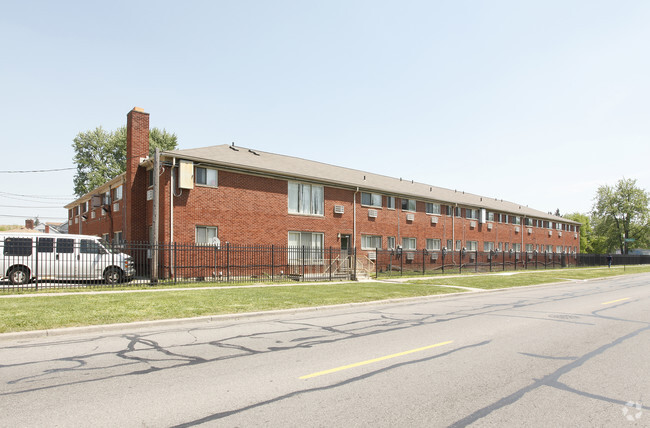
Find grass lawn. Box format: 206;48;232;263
0;282;460;333
1;265;649;334
406;265;650;289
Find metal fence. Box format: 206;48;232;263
371;249;579;278
0;239;355;292
1;236;649;292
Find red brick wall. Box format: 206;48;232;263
125;108;150;242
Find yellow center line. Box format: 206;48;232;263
602;298;630;305
299;340;453;380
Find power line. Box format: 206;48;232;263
0;167;76;173
0;205;65;209
0;214;66;220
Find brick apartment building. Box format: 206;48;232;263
65;107;580;260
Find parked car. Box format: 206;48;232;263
0;233;135;285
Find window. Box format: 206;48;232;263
401;199;416;212
57;239;75;254
557;245;563;253
466;241;478;251
387;197;395;210
37;238;54;253
426;239;441;251
525;218;533;227
387;236;396;250
513;243;521;252
466;209;478;220
288;231;324;264
80;239;104;254
455;207;462;217
196;167;218;187
547;245;553;252
426;203;441;215
114;232;123;245
361;192;382;208
526;244;534;252
361;235;382;250
484;242;495;251
487;212;495;222
402;237;416;250
114;185;123;201
498;242;503;251
4;237;33;256
447;239;453;250
556;222;562;230
196;226;219;245
512;216;521;225
456;240;462;251
445;205;453;216
288;182;324;216
504;242;509;252
148;169;154;187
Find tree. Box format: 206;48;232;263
563;212;594;253
591;178;650;254
72;126;178;196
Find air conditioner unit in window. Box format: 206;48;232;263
487;223;493;230
368;209;378;218
406;252;415;260
113;203;120;212
406;213;415;221
515;226;520;233
548;230;552;236
368;251;376;260
334;205;344;214
527;228;532;234
431;216;438;224
470;221;477;228
558;231;562;237
574;233;578;239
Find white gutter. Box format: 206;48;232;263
353;187;359;249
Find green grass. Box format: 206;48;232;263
0;283;460;333
406;265;650;289
2;265;649;334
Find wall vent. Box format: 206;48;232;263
368;209;378;218
431;216;439;224
406;213;415;221
334;205;344;214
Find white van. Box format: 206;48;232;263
0;233;135;285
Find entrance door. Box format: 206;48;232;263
340;234;351;268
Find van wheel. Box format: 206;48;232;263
8;267;29;285
104;267;123;285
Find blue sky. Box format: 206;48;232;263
1;1;649;224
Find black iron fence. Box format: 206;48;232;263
0;238;355;292
1;236;649;292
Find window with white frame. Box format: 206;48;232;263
387;236;396;250
361;235;382;250
513;243;522;252
288;231;324;264
402;237;416;250
445;205;453;216
487;212;495;222
557;245;563;252
526;244;534;252
401;199;416;212
426;238;441;251
456;240;462;250
288;182;324;216
387;196;395;210
361;192;382;208
426;203;441;215
504;242;509;251
114;231;123;244
114;185;123;201
466;241;478;251
556;222;562;230
196;167;218;187
546;245;553;252
525;218;533;227
498;242;503;251
484;241;495;251
466;209;478;220
455;207;462;217
196;226;219;245
447;239;453;250
513;216;521;225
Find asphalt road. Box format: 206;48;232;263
2;274;650;427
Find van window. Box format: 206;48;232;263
57;239;75;254
37;237;55;253
4;237;33;256
80;239;104;254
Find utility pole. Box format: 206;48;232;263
151;147;160;284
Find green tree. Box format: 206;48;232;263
591;178;650;254
563;212;594;253
72;126;178;196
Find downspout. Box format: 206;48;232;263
452;203;457;263
170;157;175;278
353;187;359;249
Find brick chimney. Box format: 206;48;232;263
25;219;34;230
125;107;150;242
